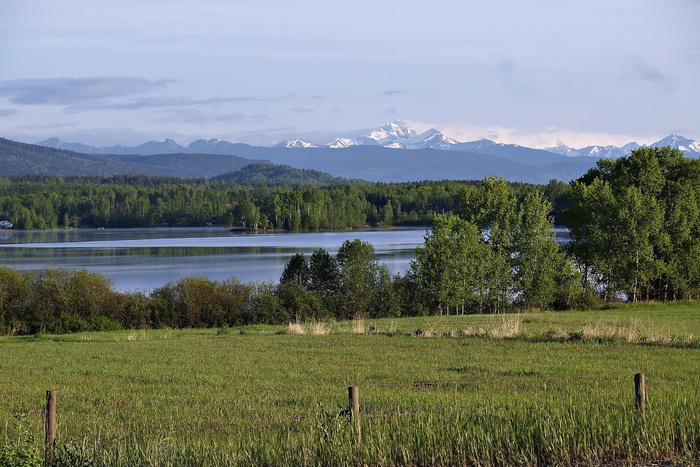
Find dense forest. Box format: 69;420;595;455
1;147;699;335
0;173;568;230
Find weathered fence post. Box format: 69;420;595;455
348;385;361;444
634;373;646;412
45;390;57;463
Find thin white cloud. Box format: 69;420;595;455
64;95;253;113
0;77;173;105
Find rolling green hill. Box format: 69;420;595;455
212;163;362;186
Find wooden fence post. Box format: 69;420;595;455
348;385;361;444
45;390;57;463
634;373;646;412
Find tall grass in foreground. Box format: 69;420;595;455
42;391;700;466
3;306;700;466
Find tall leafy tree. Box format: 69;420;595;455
513;192;577;309
336;239;382;319
308;248;340;299
459;176;519;312
411;214;494;314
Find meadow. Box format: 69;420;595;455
1;302;700;466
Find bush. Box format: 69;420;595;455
0;415;42;467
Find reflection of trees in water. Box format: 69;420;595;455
0;228;426;292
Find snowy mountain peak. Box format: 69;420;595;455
409;129;459;150
652;134;700;153
655;134;690;146
358;120;417;147
326;138;357;149
349;120;463;150
275;139;317;148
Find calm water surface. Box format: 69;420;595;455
0;227;429;292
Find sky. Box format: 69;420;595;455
0;0;699;149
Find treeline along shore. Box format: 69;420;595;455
0;172;564;230
1;146;699;335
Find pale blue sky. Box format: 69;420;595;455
1;0;698;148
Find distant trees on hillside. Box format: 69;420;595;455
0;175;558;230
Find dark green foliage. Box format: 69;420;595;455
149;276;254;328
275;282;325;323
0;267;123;334
276;243;398;321
307;249;340;300
280;253;311;288
212;163;357;186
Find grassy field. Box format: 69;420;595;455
2;302;700;466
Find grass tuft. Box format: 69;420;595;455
488;316;522;339
285;322;306;335
351;317;366;335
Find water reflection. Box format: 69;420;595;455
0;227;429;292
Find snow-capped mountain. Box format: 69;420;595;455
356;120;417;147
274;139;317;148
409;129;459;150
545;142;640;159
325;120;458;150
652;134;700;154
326;138;357;149
546;135;699;158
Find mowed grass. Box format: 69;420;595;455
1;304;700;465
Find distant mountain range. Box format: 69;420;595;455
4;121;697;184
544;134;700;159
268;121;700;159
38;121;700;161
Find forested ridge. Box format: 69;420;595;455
1;146;699;336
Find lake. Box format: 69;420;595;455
0;227;429;292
